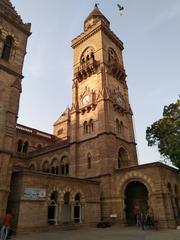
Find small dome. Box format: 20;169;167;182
84;4;110;31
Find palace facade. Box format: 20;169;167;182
0;0;179;232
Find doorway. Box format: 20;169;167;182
48;191;58;224
125;181;148;226
74;193;81;223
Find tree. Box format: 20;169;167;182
146;98;180;169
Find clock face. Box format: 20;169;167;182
82;95;90;105
116;96;123;105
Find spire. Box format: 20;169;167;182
84;4;110;30
0;0;31;32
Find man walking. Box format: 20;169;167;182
0;211;12;240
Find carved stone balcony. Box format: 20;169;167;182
75;59;99;82
108;62;126;82
79;103;97;115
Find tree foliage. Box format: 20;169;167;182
146;99;180;169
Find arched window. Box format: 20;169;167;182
120;121;123;133
89;119;94;133
60;156;69;176
117;148;128;168
48;191;58;224
74;193;81;223
80;47;95;64
2;36;13;61
37;144;42;150
83;121;88;134
108;48;118;63
22;141;29;153
17;139;23;152
116;119;124;134
29;164;35;170
42;161;50;173
51;159;59;175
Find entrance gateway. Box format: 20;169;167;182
125;181;149;226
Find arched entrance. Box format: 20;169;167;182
48;191;58;224
74;193;81;223
125;181;149;226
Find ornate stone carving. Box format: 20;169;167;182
75;58;99;82
108;62;126;82
79;87;97;114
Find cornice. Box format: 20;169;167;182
70;131;137;146
71;21;123;50
0;12;31;36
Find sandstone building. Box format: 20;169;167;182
0;0;179;232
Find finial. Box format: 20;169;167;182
94;3;99;8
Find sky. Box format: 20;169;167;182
11;0;180;165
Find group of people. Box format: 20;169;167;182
0;211;12;240
134;206;158;230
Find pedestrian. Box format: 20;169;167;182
0;211;13;240
140;212;146;230
136;211;141;227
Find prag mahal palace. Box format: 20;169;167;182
0;0;179;232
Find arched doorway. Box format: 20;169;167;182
74;193;81;223
48;191;58;224
61;192;71;223
118;148;128;168
125;181;149;226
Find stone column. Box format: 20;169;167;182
71;203;74;222
57;201;63;224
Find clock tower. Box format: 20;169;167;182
68;5;138;178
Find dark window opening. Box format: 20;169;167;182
17;140;23;152
22;141;28;153
2;36;13;61
37;144;42;150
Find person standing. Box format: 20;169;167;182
0;211;12;240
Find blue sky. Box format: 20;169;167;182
11;0;180;164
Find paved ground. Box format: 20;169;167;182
13;226;180;240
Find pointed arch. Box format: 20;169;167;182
89;119;94;133
117;147;129;168
17;139;23;152
60;156;69;176
29;164;36;171
42;161;50;173
2;36;13;61
83;121;88;134
51;158;59;175
80;46;95;64
108;47;119;63
22;141;29;153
